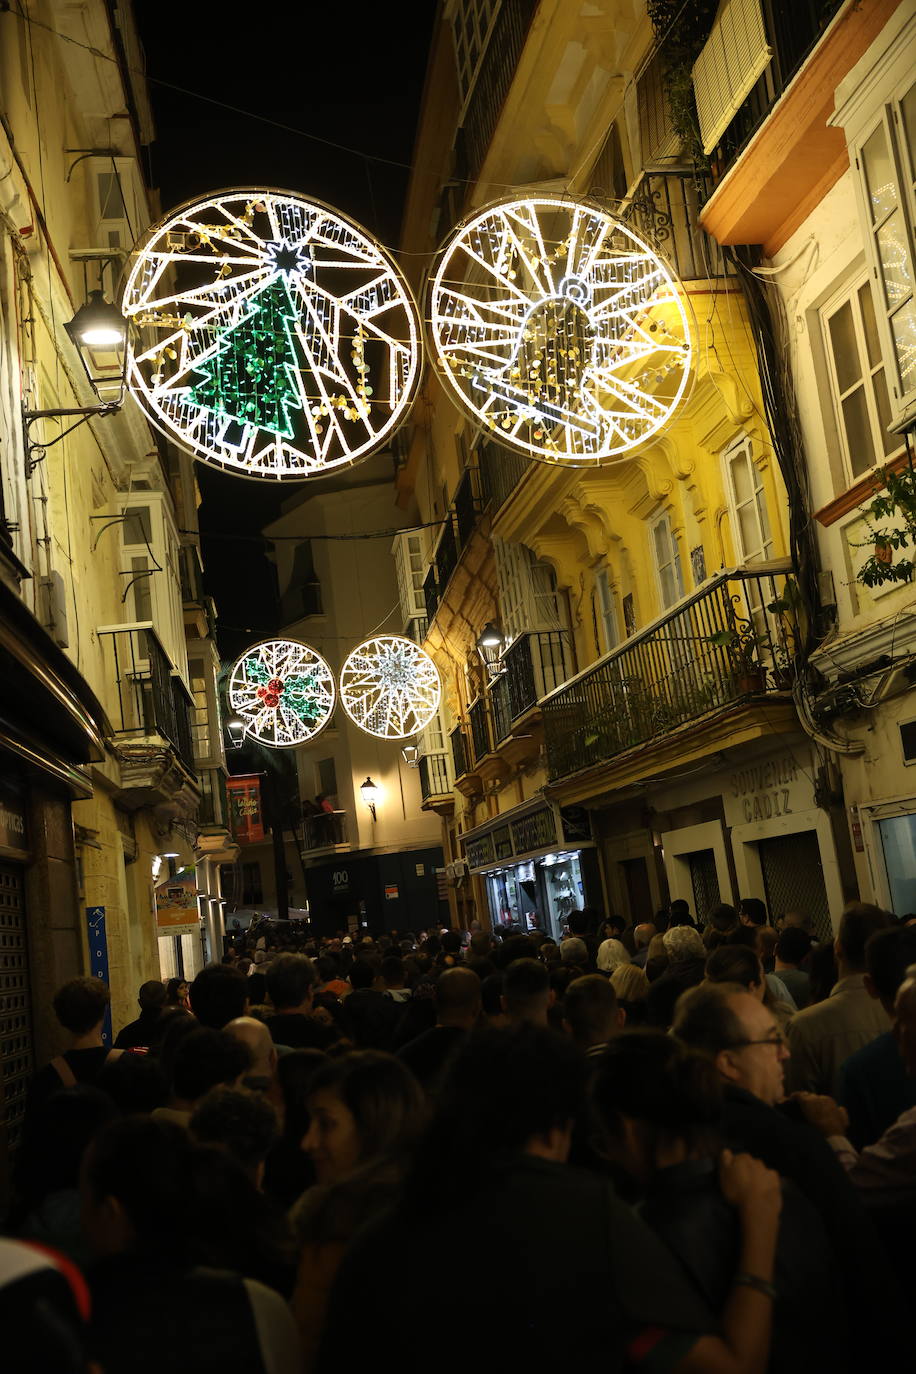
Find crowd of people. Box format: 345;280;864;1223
1;894;914;1373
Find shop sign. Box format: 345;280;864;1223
384;884;399;900
86;906;113;1046
0;773;28;857
726;753;812;826
493;825;513;860
465;833;495;870
331;868;350;895
560;805;591;843
511;806;556;856
156;867;201;938
226;774;266;845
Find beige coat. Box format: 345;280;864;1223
785;974;889;1096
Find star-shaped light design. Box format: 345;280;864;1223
339;635;440;739
267;239;311;277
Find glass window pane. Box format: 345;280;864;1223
841;387;877;476
858;282;882;368
861;124;898;222
876;212;913;308
730;451;753;503
890;298;916;394
872;367;901;456
900;83;916;183
738;505;762;560
828;302;862;393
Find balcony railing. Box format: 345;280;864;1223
479;439;533;520
98;624;195;770
705;0;844;184
504;631;576;722
302;810;348;850
419;751;451;801
623;170;724;282
469;697;492;764
423;566;439;624
454;465;481;548
543;566;798;782
490;672;513;745
435;517;459;593
450;723;470;780
452;0;538;188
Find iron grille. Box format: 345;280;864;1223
758;830;832;943
0;864;32;1154
689;848;721;925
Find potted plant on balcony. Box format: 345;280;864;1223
854;451;916;589
765;576;802;690
705;625;766;695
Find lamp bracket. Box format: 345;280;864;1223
22;403;121;473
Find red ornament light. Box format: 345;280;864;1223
268;677;284;693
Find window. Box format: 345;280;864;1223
594;568;618;655
854;87;916;424
637;49;679;165
316;758;337;802
822;276;904;481
119;495;187;679
493;539;565;642
393;530;428;626
723;438;774;563
281;540;322;622
188;657;211;762
241;862;263;906
447;0;502;115
651;514;684;609
692;0;772;156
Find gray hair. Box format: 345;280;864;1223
663;926;706;961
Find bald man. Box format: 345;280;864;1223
398;967;481;1094
226;1015;278;1096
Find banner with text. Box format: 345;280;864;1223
227;774;266;845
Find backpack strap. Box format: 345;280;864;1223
49;1056;77;1088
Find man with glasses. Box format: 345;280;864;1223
674;981;903;1366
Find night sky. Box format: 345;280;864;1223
133;3;436;651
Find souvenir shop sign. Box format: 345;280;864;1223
227;774;266;844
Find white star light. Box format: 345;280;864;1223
339;635;441;740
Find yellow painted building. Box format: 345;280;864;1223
0;0;232;1188
396;0;850;940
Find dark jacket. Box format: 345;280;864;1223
397;1024;466;1094
646;957;706;1028
342;988;400;1050
114;1009;166;1051
640;1158;849;1374
720;1085;904;1365
838;1028;916;1149
264;1011;337;1051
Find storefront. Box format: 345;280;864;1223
463;800;602;940
303;845;448;936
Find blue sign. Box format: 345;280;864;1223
86;906;112;1046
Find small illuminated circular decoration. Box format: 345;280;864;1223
121;189;422;481
429;194;692;465
228;639;335;748
339;635;441;740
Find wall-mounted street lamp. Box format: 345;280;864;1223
401;742;420;768
360;776;380;821
225;714;247;749
476;621;505;678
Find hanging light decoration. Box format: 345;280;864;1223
121;189;422;481
228;638;335;748
338;635;441;740
428;193;693;466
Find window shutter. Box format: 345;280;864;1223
692;0;772;156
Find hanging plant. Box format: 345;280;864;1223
646;0;719;165
854;451;916;589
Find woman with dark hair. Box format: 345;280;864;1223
590;1031;849;1374
165;977;190;1012
81;1116;299;1373
705;945;796;1028
291;1051;426;1369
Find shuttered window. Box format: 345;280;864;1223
692;0;772;156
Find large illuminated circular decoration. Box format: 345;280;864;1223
121;189;422;480
228;639;335;748
338;635;440;740
429;194;693;465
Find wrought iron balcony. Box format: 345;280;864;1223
469;697;493;764
453;465;482;548
450;723;470;781
452;0;538;189
478;439;533;520
98;623;195;770
490;672;513;745
622;170;724;282
543;566;798;783
705;0;844;184
435;517;459;592
302;810;348;851
504;631;576;722
419;751;451;801
423;565;439;624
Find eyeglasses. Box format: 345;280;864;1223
728;1032;785;1050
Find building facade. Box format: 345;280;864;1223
394;0;880;938
0;0;231;1190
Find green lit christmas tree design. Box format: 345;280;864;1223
189;274;304;438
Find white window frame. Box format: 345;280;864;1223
594;566;618;655
650;513;684;611
833;9;916;428
723;436;774;565
445;0;502;119
392;530;428;626
119;494;188;681
820;272;906;486
493;538;564;644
